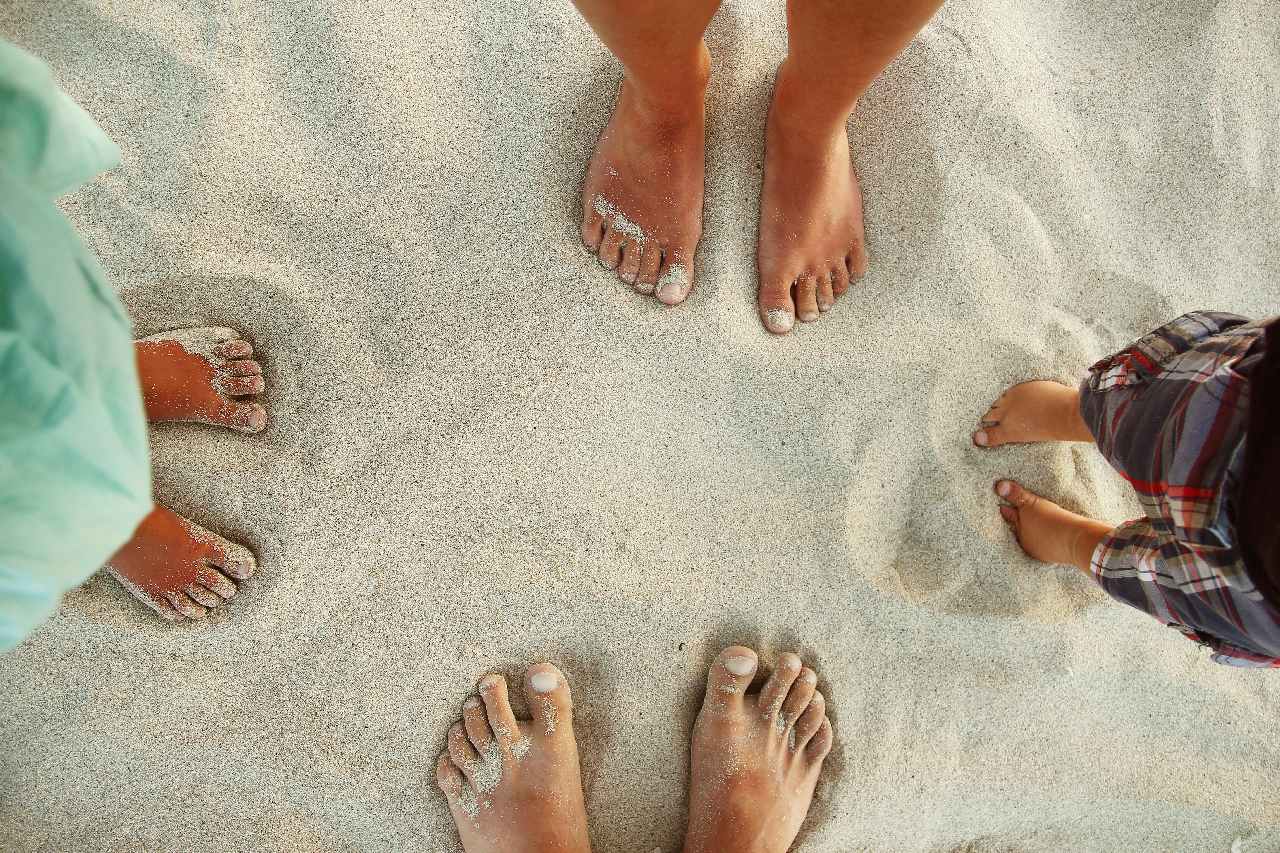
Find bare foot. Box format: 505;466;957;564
106;504;257;620
995;480;1113;573
683;647;833;853
437;665;592;853
757;61;869;335
580;46;709;305
135;327;267;433
973;381;1093;448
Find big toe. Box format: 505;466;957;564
203;531;257;580
703;646;759;710
524;663;573;739
655;252;693;306
995;479;1037;508
759;281;796;335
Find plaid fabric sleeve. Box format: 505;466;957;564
1090;521;1280;668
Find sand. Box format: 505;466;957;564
2;0;1279;850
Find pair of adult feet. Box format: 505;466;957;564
437;646;834;853
582;48;869;334
103;328;267;621
972;380;1114;572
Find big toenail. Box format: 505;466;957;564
480;675;502;691
530;671;559;693
997;482;1012;497
765;308;794;333
464;696;482;709
975;430;988;446
724;655;756;676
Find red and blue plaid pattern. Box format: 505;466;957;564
1080;312;1280;668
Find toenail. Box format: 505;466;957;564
480;675;503;691
724;655;756;676
974;430;988;446
765;308;794;333
803;670;818;683
781;654;801;670
530;671;559;694
464;696;482;709
997;481;1012;497
656;263;689;303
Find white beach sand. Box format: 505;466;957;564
2;0;1279;850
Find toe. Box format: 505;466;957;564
655;251;692;306
831;263;850;297
164;590;208;620
463;695;496;753
847;243;870;279
184;583;222;609
206;537;256;580
805;717;834;761
757;652;803;720
999;505;1018;526
780;667;818;729
447;722;479;775
436;752;464;797
219;401;268;434
221;375;266;396
793;277;820;323
524;663;573;738
225;359;262;376
635;246;662;295
794;691;826;749
759;280;796;335
582;202;606;252
704;646;759;709
995;480;1037;508
213;338;254;360
816;274;836;313
478;675;522;749
196;565;237;600
617;241;642;285
598;228;625;271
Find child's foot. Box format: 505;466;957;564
437;665;592;853
135;327;267;433
580;46;709;305
994;480;1113;573
106;504;257;620
973;380;1092;447
683;647;833;853
757;60;869;335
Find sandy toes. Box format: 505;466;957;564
135;327;268;433
994;480;1113;572
437;665;592;853
105;505;257;621
684;646;833;853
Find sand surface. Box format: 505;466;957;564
3;0;1280;850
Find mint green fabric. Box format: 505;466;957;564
0;39;151;651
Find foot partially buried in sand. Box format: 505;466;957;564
135;327;267;433
106;504;257;620
973;380;1093;448
437;665;592;853
581;47;708;306
684;647;834;853
995;480;1113;573
757;61;869;335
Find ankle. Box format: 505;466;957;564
769;57;855;141
625;42;711;118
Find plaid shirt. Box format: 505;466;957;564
1080;312;1280;667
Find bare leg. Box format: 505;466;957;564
572;0;721;304
758;0;944;333
994;480;1113;575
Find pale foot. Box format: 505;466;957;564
683;647;833;853
994;480;1113;573
757;61;869;335
580;46;709;305
437;665;592;853
135;327;267;433
973;381;1092;448
105;504;257;620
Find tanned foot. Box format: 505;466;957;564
973;381;1093;448
437;665;592;853
106;504;257;620
135;327;267;433
684;647;834;853
581;46;709;306
757;60;869;335
994;480;1113;573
